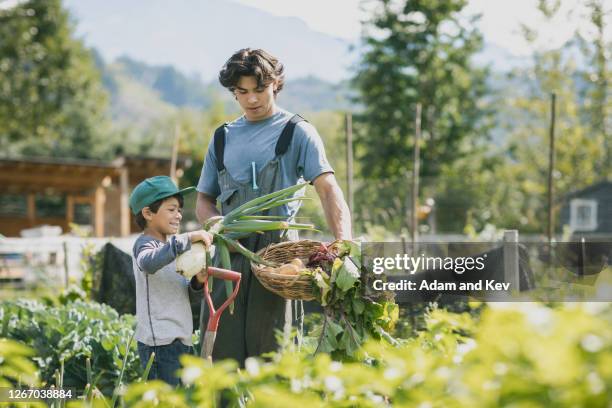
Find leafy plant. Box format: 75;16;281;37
117;303;612;407
305;241;400;360
0;338;39;387
0;299;141;395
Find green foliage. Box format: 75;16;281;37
408;0;610;235
292;110;348;237
0;338;40;387
0;299;141;395
494;2;608;233
352;0;491;233
0;0;116;159
575;0;610;174
307;241;400;360
1;301;610;407
433;153;508;233
79;242;103;300
104;303;611;407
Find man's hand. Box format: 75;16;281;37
313;173;352;240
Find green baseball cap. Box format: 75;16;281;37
129;176;195;215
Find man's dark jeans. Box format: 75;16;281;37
137;339;192;386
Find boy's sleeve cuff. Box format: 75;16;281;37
189;276;204;291
173;234;192;255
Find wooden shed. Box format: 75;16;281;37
559;181;612;237
0;156;191;237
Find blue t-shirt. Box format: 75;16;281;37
197;108;334;199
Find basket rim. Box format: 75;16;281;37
251;239;327;267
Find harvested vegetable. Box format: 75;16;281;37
176;242;209;279
305;241;399;360
277;264;300;275
176;183;317;313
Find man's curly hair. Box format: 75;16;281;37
219;48;285;95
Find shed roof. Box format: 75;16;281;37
0;155;190;194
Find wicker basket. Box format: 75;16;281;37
251;240;328;301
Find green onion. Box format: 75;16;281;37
201;182;316;303
217;242;234;314
223;182;308;222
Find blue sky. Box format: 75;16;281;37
234;0;602;56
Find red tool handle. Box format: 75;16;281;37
203;266;241;332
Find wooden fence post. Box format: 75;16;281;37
503;230;519;293
411;103;422;246
345;113;354;215
547;93;557;244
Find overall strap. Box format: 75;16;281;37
275;114;305;156
213;123;228;172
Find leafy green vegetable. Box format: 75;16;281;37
312;270;331;306
334;257;360;292
308;240;399;360
0;299;141;395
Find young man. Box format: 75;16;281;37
195;48;351;365
130;175;213;385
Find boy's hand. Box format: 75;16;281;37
193;269;208;285
189;230;213;248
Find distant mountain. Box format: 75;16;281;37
115;56;214;108
66;0;535;85
473;42;531;72
275;76;355;113
99;54;352;109
65;0;355;82
92;53;353;144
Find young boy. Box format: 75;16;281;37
129;175;213;386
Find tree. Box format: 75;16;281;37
494;0;607;233
0;0;114;159
352;0;491;233
576;0;611;174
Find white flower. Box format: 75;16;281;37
493;363;508;376
324;376;343;392
142;390;157;401
524;305;554;329
384;367;401;380
407;372;425;386
181;366;202;385
245;357;260;376
581;334;604;353
290;378;303;393
456;339;477;355
329;361;342;372
587;372;604;394
582;302;609;315
365;391;383;404
435;366;451;380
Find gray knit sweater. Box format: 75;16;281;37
132;234;203;347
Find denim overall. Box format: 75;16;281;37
200;115;304;366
